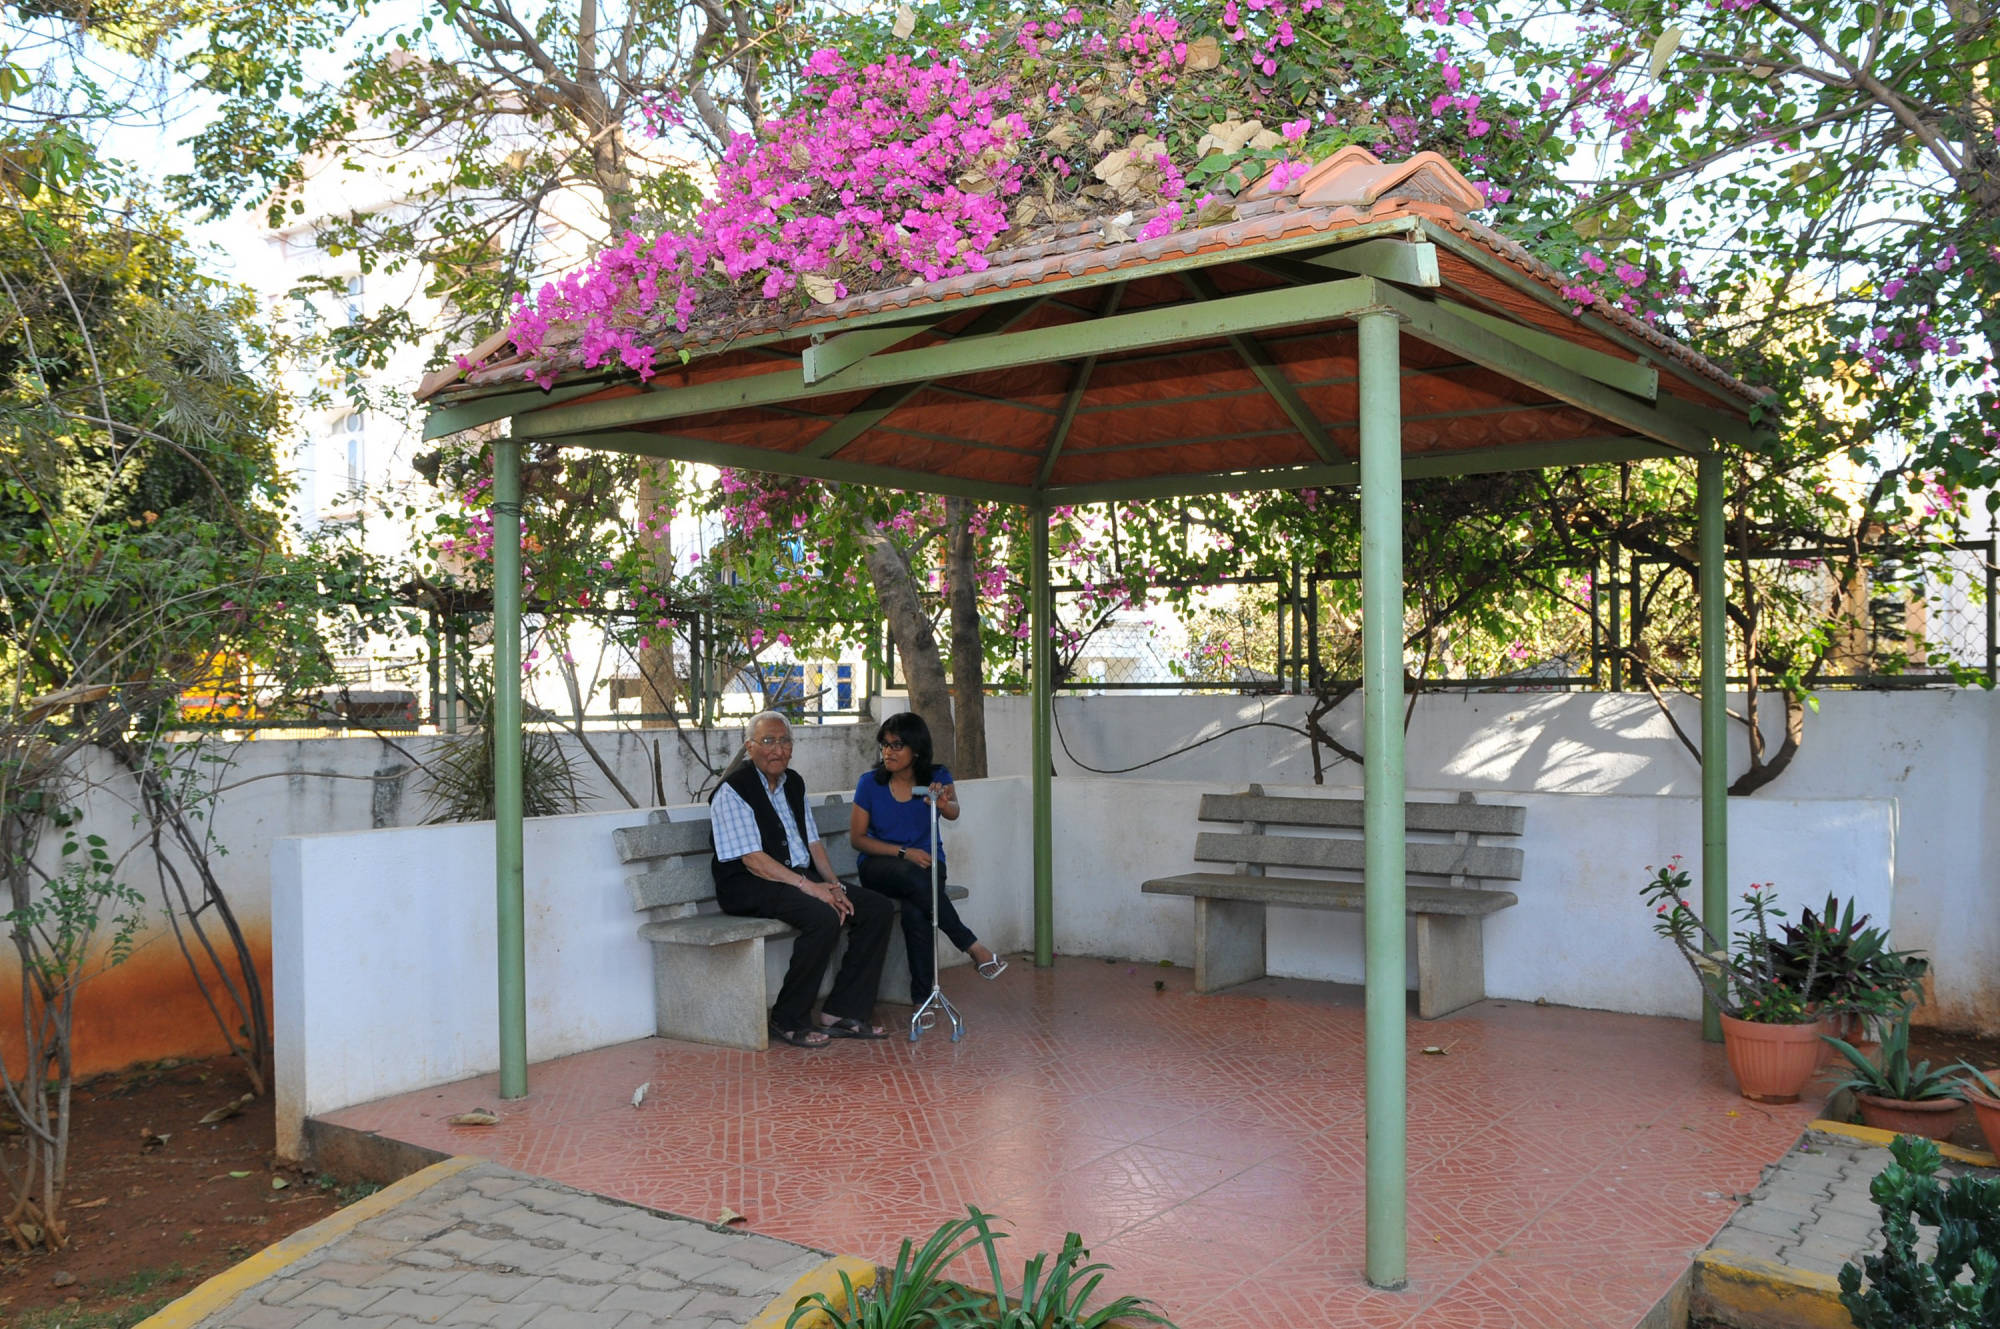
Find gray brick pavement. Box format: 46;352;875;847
178;1160;838;1329
1704;1128;1980;1282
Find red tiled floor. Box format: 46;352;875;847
322;959;1815;1328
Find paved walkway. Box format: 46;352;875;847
138;1157;871;1329
1689;1122;1997;1329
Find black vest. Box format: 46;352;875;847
709;763;812;883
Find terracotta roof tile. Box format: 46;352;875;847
419;149;1761;415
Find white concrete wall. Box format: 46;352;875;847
1053;778;1893;1019
272;776;1029;1156
975;689;1998;1032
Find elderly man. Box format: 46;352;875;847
709;710;894;1048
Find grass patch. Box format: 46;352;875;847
312;1173;382;1206
15;1291;178;1329
93;1262;187;1299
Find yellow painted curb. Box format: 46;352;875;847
1692;1248;1848;1329
134;1154;485;1329
745;1255;879;1329
1809;1117;1999;1168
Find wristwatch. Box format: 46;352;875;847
896;846;907;859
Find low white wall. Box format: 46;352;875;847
977;689;1998;1031
1051;778;1893;1019
272;776;1028;1155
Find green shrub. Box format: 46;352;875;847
1837;1135;2000;1328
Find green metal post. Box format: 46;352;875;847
1030;503;1054;967
491;437;528;1098
1357;309;1407;1290
443;621;459;735
1698;450;1728;1044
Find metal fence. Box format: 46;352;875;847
170;535;1996;735
1038;538;1996;695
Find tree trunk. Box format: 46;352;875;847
634;460;678;727
944;497;987;777
862;530;957;765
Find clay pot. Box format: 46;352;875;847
1962;1069;2000;1157
1854;1093;1968;1142
1720;1014;1833;1104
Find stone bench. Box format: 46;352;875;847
614;795;970;1050
1140;785;1526;1019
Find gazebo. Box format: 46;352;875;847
417;146;1764;1290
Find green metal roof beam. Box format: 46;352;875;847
1417;219;1759;414
1377;288;1714;455
1305;238;1441;288
1184;270;1340;465
799;297;1052;460
802;317;942;384
1443;302;1658;401
553;428;1037;504
1040;434;1690;504
423;381;607;441
1036;284;1124;487
516;276;1382;438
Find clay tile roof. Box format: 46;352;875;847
1242;145;1486;214
417;149;1764;434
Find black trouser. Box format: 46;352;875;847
715;867;894;1032
858;855;977;1004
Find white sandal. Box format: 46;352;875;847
977;953;1009;980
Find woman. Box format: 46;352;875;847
849;712;1006;1004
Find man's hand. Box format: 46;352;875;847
803;876;852;919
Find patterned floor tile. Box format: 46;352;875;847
319;957;1817;1329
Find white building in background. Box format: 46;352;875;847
228;137;866;731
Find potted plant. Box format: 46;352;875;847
1959;1067;2000;1158
1823;1015;1969;1141
1642;860;1829;1103
1766;893;1929;1056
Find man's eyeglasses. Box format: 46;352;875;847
752;735;793;748
878;739;909;752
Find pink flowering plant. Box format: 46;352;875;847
1642;859;1823;1025
501;0;1555;383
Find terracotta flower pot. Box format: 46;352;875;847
1854;1093;1967;1142
1962;1069;2000;1157
1720;1013;1832;1104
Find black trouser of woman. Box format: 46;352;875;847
714;866;894;1033
858;855;977;1004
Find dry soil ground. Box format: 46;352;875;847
0;1056;351;1329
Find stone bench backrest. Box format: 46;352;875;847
613;794;858;921
1192;787;1525;885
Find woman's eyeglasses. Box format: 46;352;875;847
878;739;909;752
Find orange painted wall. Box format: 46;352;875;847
0;924;273;1080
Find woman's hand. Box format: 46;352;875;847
929;779;959;820
902;846;934;870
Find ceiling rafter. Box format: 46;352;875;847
1037;284;1126;487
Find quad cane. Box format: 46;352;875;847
908;789;965;1043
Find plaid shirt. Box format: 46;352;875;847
711;774;820;869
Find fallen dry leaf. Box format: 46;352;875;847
714;1207;747;1226
69;1197;108;1210
446;1109;500;1126
197;1095;251;1126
